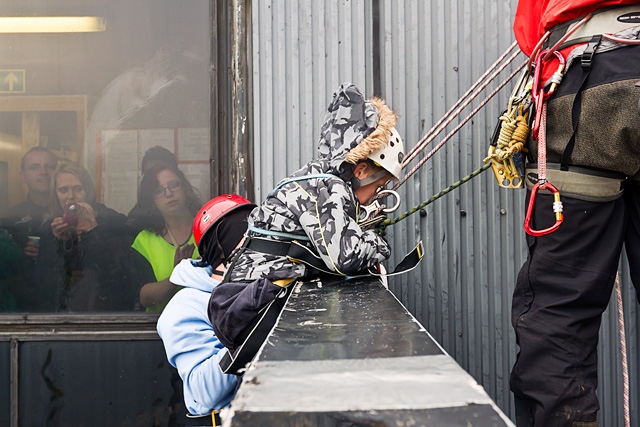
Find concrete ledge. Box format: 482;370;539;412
226;277;514;427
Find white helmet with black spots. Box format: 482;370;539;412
344;96;405;182
366;126;404;180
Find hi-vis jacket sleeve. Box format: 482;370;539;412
157;288;238;415
297;177;391;275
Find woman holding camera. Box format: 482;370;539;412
50;162;124;243
129;163;202;313
44;162;153;312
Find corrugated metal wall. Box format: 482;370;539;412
250;1;639;425
251;0;375;196
378;0;523;417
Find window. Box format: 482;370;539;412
0;0;211;314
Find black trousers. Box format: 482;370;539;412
510;180;640;427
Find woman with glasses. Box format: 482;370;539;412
130;162;202;312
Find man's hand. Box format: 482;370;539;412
24;237;40;258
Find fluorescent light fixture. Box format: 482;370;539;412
0;16;106;33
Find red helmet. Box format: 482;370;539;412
193;194;256;249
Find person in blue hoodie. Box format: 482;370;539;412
156;194;256;425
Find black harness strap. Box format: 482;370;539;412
246;237;292;256
218;284;294;375
247;236;424;278
560;34;602;171
247;237;328;275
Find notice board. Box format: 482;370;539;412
97;127;210;215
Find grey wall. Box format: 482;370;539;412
377;0;523;416
250;0;375;196
249;1;638;425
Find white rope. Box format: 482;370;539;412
614;272;630;427
393;60;525;190
402;41;520;166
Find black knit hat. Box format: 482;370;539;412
199;206;252;267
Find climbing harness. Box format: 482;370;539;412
234;173;421;279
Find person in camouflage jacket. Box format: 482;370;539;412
224;82;405;283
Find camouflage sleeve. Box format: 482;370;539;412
297;178;391;275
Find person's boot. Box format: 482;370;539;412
572;422;598;427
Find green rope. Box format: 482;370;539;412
376;162;492;233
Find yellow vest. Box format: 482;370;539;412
131;229;199;312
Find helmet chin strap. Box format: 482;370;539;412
351;168;389;190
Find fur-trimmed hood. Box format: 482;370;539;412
317;83;397;175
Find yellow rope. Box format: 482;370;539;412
484;103;529;164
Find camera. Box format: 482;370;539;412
62;203;80;227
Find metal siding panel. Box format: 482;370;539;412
0;342;8;427
17;340;172;426
251;0;373;200
251;1;639;424
376;1;525;419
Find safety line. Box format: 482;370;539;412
378;162;491;230
393;60;526;192
615;273;630;427
402;48;522;170
402;41;520;166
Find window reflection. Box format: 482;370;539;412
130;163;202;313
0;0;210;314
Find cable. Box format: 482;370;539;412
403;41;520;166
393;61;526;192
615;273;630;427
378;162;491;231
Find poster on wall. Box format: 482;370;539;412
99;127;209;215
177;128;209;161
140;129;175;158
102;130;139;215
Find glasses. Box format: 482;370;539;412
154;180;183;197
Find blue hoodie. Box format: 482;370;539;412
157;259;238;415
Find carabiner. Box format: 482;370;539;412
523;181;564;237
377;189;401;213
531;50;565;140
358;201;383;223
359;190;401;222
358;190;401;230
531;50;565;101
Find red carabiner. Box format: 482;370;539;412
523;181;564;237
